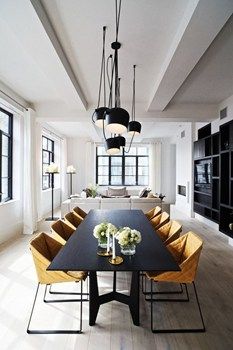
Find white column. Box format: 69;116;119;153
23;108;38;234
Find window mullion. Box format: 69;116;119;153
136;156;138;185
109;157;111;185
96;149;98;184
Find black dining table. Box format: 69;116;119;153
48;209;179;326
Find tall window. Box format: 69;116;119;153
0;108;13;203
42;136;54;190
96;146;149;186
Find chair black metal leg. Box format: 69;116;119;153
44;283;88;303
27;282;84;334
193;282;206;332
145;283;189;302
150;281;206;333
49;282;89;298
27;283;40;334
142;274;184;297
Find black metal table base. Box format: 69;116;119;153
89;271;140;326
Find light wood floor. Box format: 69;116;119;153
0;207;233;350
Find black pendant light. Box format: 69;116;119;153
92;26;107;128
105;137;120;155
92;0;142;155
115;135;126;148
128;65;141;135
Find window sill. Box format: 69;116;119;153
0;199;19;206
42;187;61;192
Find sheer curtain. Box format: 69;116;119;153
61;138;68;201
149;141;162;194
23;108;38;234
86;141;95;186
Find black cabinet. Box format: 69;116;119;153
194;136;211;159
194;121;233;238
194;139;205;159
220;122;233;151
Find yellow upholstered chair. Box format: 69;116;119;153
150;212;170;230
27;232;87;334
64;211;83;229
51;219;75;245
146;232;205;333
73;206;87;219
157;220;182;245
145;206;162;220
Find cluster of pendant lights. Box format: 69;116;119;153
92;0;141;155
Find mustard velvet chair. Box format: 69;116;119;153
64;211;83;229
145;232;205;333
150;212;170;230
27;232;87;334
145;206;162;220
51;219;75;245
157;220;182;245
73;206;87;219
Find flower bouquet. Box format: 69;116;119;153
116;227;141;255
93;222;117;249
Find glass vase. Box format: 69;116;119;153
98;236;112;249
120;244;136;256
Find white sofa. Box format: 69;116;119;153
61;197;170;218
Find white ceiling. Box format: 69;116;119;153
171;15;233;104
0;0;233;140
47;120;185;140
41;0;188;105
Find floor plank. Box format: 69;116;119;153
0;207;233;349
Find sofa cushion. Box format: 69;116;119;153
107;187;128;197
139;187;151;198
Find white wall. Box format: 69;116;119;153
67;137;176;202
67;137;95;194
212;94;233;132
173;123;194;217
161;138;176;204
37;124;65;219
0;107;24;244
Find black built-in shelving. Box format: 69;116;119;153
194;124;220;224
194;121;233;237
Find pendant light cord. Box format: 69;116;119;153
131;65;136;121
97;26;106;108
124;132;135;153
115;0;122;42
107;54;114;108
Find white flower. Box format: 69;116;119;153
106;223;117;235
116;227;142;247
67;165;76;173
93;222;117;240
46;162;59;173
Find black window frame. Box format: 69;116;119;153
42;135;55;190
0;107;13;203
96;146;149;186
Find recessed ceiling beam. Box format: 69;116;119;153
30;0;88;110
35;101;217;123
148;0;233;111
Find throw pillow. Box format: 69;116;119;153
139;187;151;198
108;187;127;197
139;187;147;198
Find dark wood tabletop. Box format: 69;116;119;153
48;209;179;272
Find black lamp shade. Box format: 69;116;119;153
92;107;108;128
105;137;120;155
128;120;141;135
115;135;126;147
105;107;130;134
